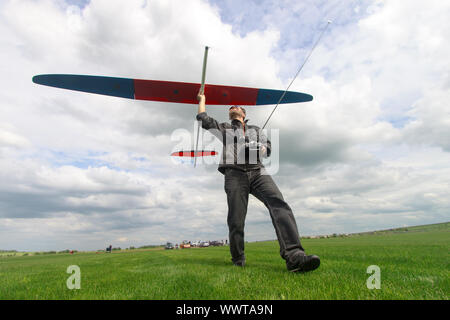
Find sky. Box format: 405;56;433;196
0;0;449;251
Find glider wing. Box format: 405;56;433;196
32;74;313;105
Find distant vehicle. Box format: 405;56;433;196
199;241;210;248
180;241;191;249
191;241;200;247
165;242;174;250
209;241;223;247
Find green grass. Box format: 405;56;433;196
0;223;448;300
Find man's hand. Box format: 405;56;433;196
197;93;205;102
260;145;267;157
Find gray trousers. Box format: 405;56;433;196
224;167;304;263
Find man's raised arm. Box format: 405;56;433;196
196;93;222;132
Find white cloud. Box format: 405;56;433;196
403;84;450;151
0;124;30;148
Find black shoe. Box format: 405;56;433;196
233;260;245;267
286;252;320;273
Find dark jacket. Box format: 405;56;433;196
196;112;271;174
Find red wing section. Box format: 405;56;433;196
171;151;218;157
134;80;258;105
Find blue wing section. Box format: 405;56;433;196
32;74;135;99
256;88;313;105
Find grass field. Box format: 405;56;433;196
0;222;448;300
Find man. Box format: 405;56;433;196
196;93;320;272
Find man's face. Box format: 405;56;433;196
229;106;245;120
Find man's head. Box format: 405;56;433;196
229;105;246;121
